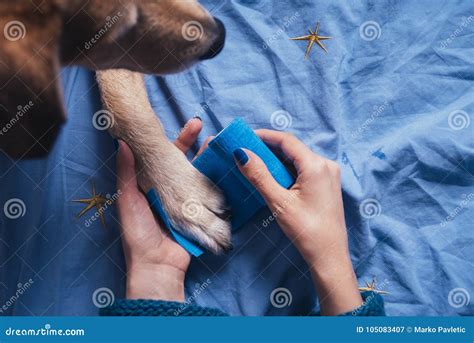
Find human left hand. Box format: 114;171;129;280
116;117;203;301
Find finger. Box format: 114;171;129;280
174;117;202;153
233;148;287;210
116;140;138;193
193;135;215;160
255;130;318;172
116;141;162;239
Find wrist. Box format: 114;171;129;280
309;255;363;315
126;263;186;302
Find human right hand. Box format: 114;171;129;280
232;130;362;315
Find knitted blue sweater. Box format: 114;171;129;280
100;291;385;316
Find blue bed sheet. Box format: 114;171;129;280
1;0;473;316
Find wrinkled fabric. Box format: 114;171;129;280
0;0;473;316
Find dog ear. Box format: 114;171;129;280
0;7;65;159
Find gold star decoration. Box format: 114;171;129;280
73;183;108;227
289;21;332;59
358;278;389;295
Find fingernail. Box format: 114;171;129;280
113;139;119;151
193;115;202;121
233;148;249;166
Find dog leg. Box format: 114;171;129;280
96;69;231;254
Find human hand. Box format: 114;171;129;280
232;130;362;315
116;117;203;302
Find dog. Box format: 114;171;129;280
0;1;231;253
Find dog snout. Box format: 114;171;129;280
199;17;226;60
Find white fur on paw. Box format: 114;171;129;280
165;173;232;254
178;194;232;254
140;144;232;254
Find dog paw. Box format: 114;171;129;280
139;143;232;254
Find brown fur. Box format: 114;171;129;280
0;0;223;157
0;0;230;252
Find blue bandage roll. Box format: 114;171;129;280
146;118;295;256
193;117;295;230
146;189;204;257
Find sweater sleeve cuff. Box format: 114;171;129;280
310;291;386;316
99;299;228;316
340;291;386;316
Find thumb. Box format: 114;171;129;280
233;148;287;209
116;140;139;193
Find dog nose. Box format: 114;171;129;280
199;17;226;60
